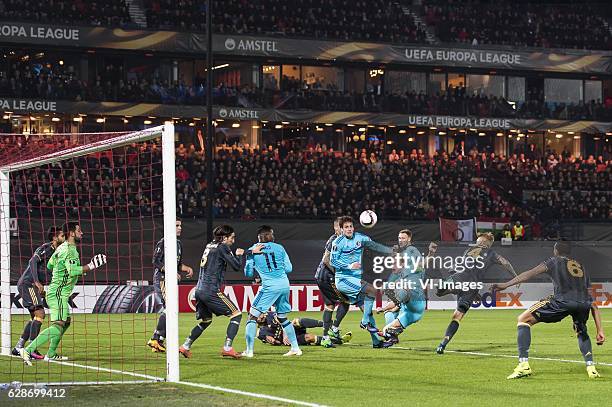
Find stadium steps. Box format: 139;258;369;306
125;0;148;28
398;2;438;44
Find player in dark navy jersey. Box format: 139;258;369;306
315;218;351;347
147;218;193;353
12;226;65;359
493;241;605;379
179;224;247;359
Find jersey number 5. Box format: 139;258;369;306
566;259;584;278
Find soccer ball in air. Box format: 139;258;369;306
359;210;377;228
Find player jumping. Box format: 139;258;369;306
179;225;244;358
148;218;193;353
316;217;352;347
19;222;107;365
12;226;65;359
435;233;516;354
379;231;437;347
492;241;605;379
330;216;393;347
243;225;302;357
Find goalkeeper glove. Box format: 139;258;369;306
87;254;107;270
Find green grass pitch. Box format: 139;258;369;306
1;309;610;406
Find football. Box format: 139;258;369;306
359;210;378;228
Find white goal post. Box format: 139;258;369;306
0;122;180;383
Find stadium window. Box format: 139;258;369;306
428;73;445;95
544;78;582;104
385;71;426;94
263;65;280;90
507;77;526;103
345;68;365;93
584;80;602;103
302;66;343;91
281;65;301;90
447;73;465;90
466;74;504;97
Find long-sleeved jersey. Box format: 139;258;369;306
330;232;392;278
17;242;55;287
245;242;292;289
196;242;242;292
152;238;183;283
46;242;82;298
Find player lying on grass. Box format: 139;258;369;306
243;225;302;357
179;225;244;359
492;241;605;379
148;218;193;353
378;232;437;348
256;311;351;347
20;222;107;365
330;216;393;348
13;226;65;360
316;217;351;347
435;232;516;354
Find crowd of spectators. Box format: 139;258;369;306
422;0;612;50
5;133;609;228
0;0;133;28
144;0;427;44
3;59;611;122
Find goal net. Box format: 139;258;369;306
0;124;180;386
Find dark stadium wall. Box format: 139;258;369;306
9;219;612;284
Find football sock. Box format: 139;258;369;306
18;321;32;346
26;324;62;355
299;318;323;329
577;330;594;365
440;320;460;347
30;319;43;343
368;314;380;345
245;319;257;352
183;320;211;349
224;315;242;351
152;313;166;340
517;323;531;362
384;311;396;325
361;296;375;325
333;302;350;329
279;317;299;351
322;308;333;336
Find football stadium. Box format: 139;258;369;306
0;0;611;405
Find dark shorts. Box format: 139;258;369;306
195;289;239;320
153;274;166;307
529;297;591;324
317;273;349;305
456;289;480;314
18;283;44;312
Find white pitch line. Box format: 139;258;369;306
177;380;328;407
20;380;155;386
2;354;164;382
378;344;612;366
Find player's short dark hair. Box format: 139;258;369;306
338;216;353;228
213;225;234;242
554;241;571;256
61;222;79;236
257;225;274;243
47;226;59;241
176;216;182;223
399;229;412;238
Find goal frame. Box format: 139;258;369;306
0;122;180;383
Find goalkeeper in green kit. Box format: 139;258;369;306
19;222;107;365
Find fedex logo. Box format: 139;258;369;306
471;291;523;308
590;284;612;307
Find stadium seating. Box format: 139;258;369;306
422;0;612;50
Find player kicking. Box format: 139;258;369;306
436;233;516;354
257;312;340;347
148;218;193;353
379;231;437;347
12;226;65;359
330;216;393;347
242;225;301;357
19;222;107;365
179;225;244;358
492;241;605;379
316;217;352;347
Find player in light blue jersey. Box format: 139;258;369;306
377;230;438;347
330;216;393;347
242;225;302;357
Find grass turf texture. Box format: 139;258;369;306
1;309;610;406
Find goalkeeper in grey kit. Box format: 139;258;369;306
147;218;193;353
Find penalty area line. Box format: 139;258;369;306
177;380;328;407
348;343;612;366
2;354;164;382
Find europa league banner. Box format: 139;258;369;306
0;21;611;74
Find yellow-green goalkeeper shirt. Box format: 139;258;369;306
47;242;83;298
